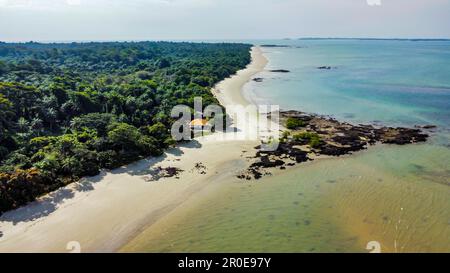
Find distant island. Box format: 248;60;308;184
297;37;450;41
260;44;291;48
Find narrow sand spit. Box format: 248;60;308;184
0;47;268;253
213;46;268;108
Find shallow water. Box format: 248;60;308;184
126;40;450;253
124;144;450;253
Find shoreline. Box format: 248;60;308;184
213;46;268;107
0;46;267;253
0;45;444;253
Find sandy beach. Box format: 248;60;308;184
0;46;268;253
213;46;268;108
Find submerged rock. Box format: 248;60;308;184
317;66;337;70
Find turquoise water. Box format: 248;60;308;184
248;40;450;138
125;40;450;253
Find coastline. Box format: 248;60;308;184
1;45;448;253
0;46;267;252
213;46;268;107
119;45;449;253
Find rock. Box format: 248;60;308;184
415;125;437;129
379;128;428;145
193;162;207;174
253;156;285;168
238;110;429;180
319;143;365;156
253;77;264;82
270;69;290;73
146;166;184;182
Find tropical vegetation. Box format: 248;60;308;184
0;41;251;213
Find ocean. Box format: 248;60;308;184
127;39;450;252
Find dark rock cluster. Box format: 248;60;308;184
238;110;432;180
145;166;183;182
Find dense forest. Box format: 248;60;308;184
0;41;251;214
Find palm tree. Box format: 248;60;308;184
17;117;30;133
0;94;14;141
43;108;58;131
30;117;44;136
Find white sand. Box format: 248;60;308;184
213;46;268;107
0;47;268;253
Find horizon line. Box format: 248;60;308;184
1;37;450;44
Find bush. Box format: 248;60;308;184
62;148;100;177
0;168;65;214
164;137;177;147
107;123;142;151
136;71;152;80
286;117;306;129
293;132;322;148
138;135;162;156
1;152;31;171
146;122;169;140
309;137;321;148
280;131;291;142
97;150;119;169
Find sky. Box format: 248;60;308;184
1;0;449;42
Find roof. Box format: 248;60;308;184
189;119;209;126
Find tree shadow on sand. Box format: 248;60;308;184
73;171;108;192
0;140;203;227
0;172;108;229
0;188;75;225
111;139;202;176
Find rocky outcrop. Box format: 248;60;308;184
238;110;431;180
